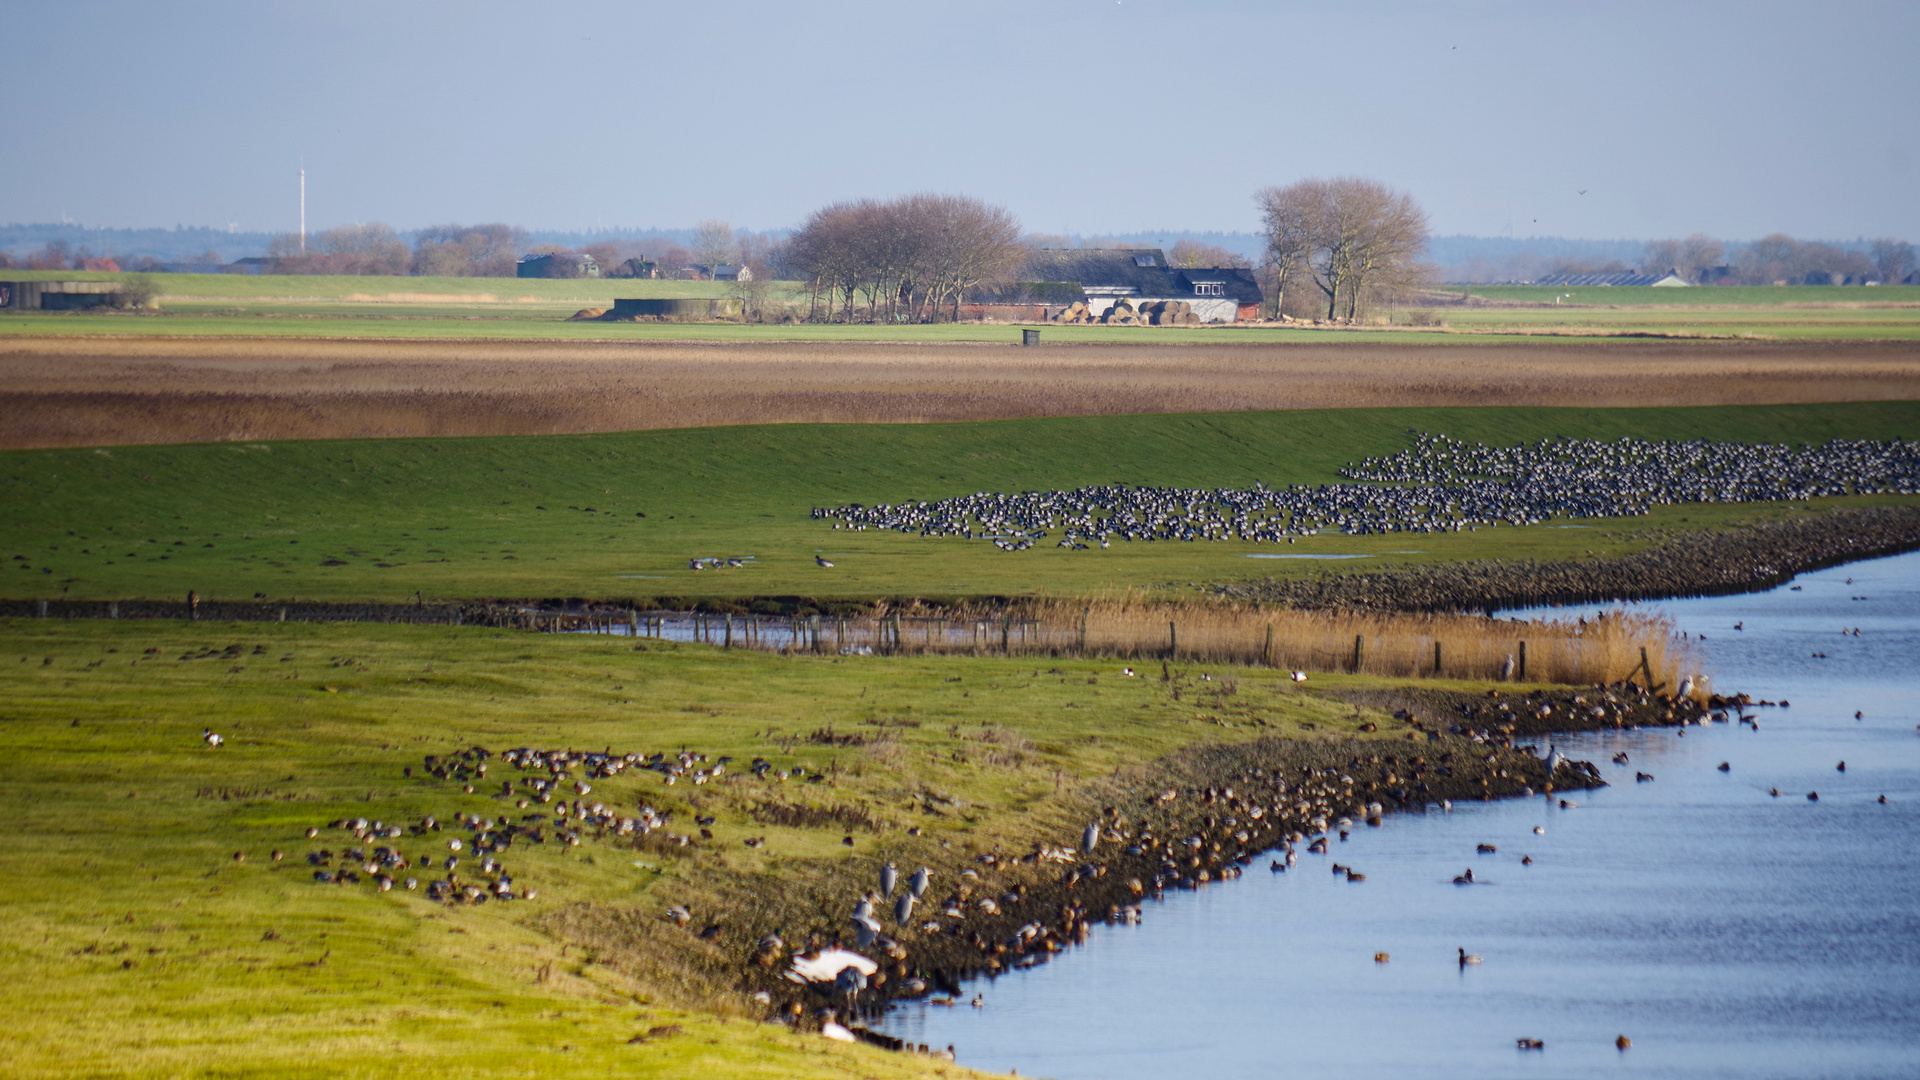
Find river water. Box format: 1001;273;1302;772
880;550;1920;1079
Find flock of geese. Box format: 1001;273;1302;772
813;433;1920;546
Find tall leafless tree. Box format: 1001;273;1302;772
1642;234;1725;282
1257;178;1429;321
1870;237;1915;284
787;194;1021;323
691;219;739;279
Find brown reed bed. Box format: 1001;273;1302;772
673;596;1698;691
4;335;1916;448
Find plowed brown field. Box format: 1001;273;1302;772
3;335;1917;449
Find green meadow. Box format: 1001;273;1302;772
5;271;1920;341
6;402;1918;606
0;616;1402;1079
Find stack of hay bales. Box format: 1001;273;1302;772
1050;301;1094;324
1102;299;1140;325
1137;300;1200;326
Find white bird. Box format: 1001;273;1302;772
202;730;223;748
820;1022;856;1043
1081;822;1100;855
850;913;881;948
788;948;878;985
1676;676;1695;699
1290;671;1308;683
815;556;834;567
1545;744;1565;776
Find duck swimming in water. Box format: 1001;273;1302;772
1458;948;1482;965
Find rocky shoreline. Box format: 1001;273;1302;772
1213;504;1920;614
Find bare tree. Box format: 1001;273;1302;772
691;219;739;278
1258;178;1429;321
413;223;524;276
1870;237;1915;284
1643;234;1725;282
787;194;1020;323
1168;240;1250;269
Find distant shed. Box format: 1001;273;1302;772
0;280;121;309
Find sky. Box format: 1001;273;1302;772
1;0;1914;241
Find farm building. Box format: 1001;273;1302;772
0;279;122;309
1532;271;1689;286
516;253;600;278
1017;248;1263;322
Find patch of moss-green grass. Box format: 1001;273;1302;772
0;617;1409;1077
3;402;1917;604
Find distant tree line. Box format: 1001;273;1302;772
1441;233;1915;286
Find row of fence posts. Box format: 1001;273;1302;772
27;599;1657;688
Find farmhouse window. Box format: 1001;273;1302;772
1193;282;1224;296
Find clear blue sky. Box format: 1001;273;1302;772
2;0;1913;240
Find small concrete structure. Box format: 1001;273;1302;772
0;280;121;309
608;297;742;320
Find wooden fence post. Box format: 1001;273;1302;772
1079;608;1090;654
1518;640;1527;681
1263;624;1273;667
724;613;734;649
1168;621;1178;659
1433;641;1442;676
1352;634;1365;673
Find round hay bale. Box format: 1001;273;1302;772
570;308;607;321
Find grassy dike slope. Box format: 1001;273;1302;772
1;617;1431;1078
6;402;1920;605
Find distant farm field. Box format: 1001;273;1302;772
4;272;1920;342
4;336;1917;451
3;401;1916;605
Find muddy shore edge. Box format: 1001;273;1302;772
1216;503;1920;614
512;681;1717;1047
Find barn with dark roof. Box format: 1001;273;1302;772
1019;248;1263;322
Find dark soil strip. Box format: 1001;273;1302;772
1215;504;1920;614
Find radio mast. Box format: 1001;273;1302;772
299;164;306;252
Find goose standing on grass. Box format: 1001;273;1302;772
203;729;223;748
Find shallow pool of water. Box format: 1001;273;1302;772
881;550;1920;1079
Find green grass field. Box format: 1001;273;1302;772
1454;284;1920;306
0;616;1412;1078
6;272;1920;341
6;402;1917;605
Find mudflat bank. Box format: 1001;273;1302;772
501;682;1699;1031
1218;504;1920;614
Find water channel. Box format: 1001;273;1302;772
879;549;1920;1079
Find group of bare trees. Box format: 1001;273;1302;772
786;194;1023;322
266;223;413;275
1636;233;1915;285
1256;178;1431;320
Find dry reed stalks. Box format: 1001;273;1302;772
733;597;1698;691
5;336;1917;448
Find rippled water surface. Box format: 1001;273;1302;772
881;550;1920;1079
